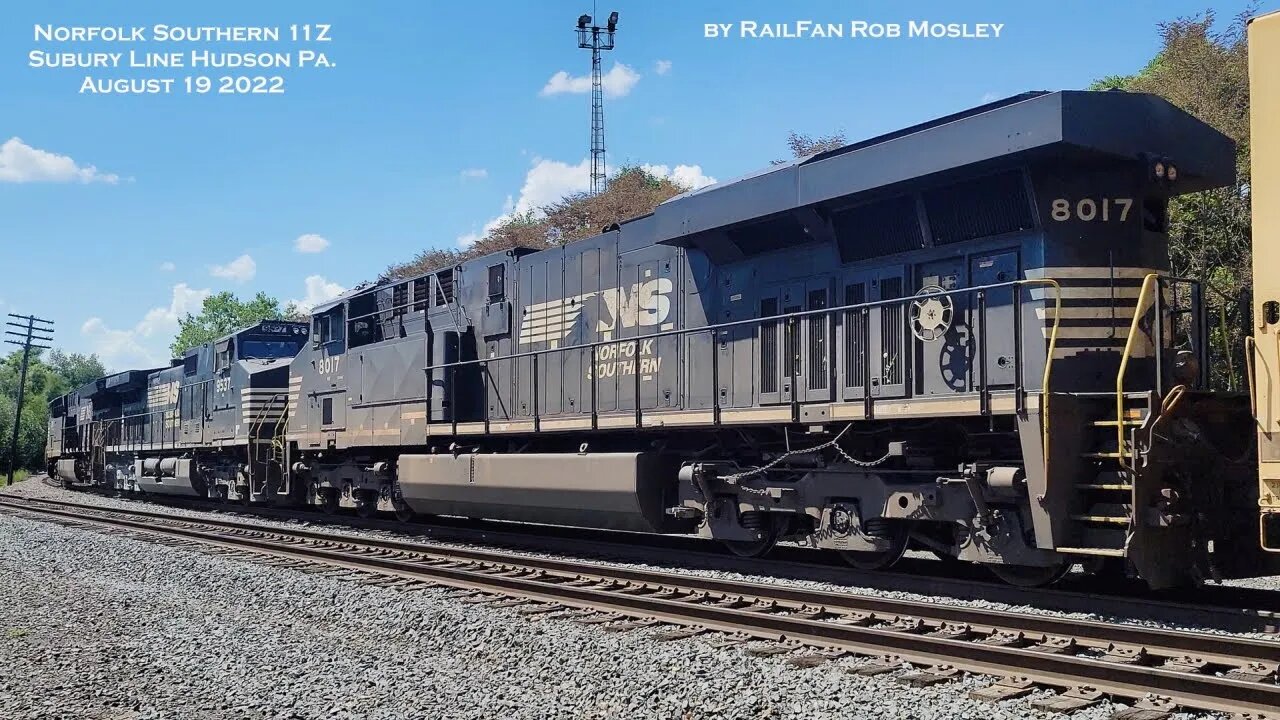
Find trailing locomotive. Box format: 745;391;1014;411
48;321;307;501
48;89;1280;589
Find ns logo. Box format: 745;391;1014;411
519;278;674;346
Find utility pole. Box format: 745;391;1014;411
5;313;53;485
576;10;618;195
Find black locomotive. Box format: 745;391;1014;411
48;91;1276;589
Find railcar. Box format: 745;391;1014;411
48;320;307;500
48;89;1280;589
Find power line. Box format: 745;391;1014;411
5;313;54;485
576;10;618;195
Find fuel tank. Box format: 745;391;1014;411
397;452;690;533
133;457;204;497
54;458;82;485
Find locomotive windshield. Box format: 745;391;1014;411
239;336;305;360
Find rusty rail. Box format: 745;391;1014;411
4;496;1278;716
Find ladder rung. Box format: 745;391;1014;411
1074;484;1132;491
1089;420;1142;427
1071;514;1130;525
1081;452;1127;459
1055;546;1126;557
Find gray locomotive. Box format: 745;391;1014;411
48;321;307;501
48;91;1277;589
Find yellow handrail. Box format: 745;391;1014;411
1116;273;1161;470
1018;278;1063;477
245;392;288;496
248;392;287;440
1246;335;1258;419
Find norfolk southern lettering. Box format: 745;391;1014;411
33;25;281;42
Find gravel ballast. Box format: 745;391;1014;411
7;476;1280;639
0;509;1231;720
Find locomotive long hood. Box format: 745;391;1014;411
652;90;1236;246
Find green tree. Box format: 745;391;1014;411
45;349;106;389
171;291;293;357
0;348;106;474
1090;8;1252;388
382;130;856;282
381;166;690;281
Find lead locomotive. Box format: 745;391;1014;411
48;91;1278;589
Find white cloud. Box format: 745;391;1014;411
210;254;257;283
289;275;346;312
540;63;641;99
655;59;672;75
455;157;716;249
0;137;121;184
640;163;717;191
293;233;330;254
158;261;176;272
455;158;590;247
980;91;999;103
81;283;211;369
460;168;488;180
513;158;592;213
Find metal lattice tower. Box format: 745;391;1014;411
577;11;617;195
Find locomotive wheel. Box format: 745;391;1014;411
986;561;1072;588
839;525;910;571
722;514;786;558
317;489;338;515
392;498;415;523
355;497;378;519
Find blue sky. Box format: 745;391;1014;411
0;0;1262;371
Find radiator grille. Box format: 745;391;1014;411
924;170;1034;245
880;278;905;386
413;278;428;311
832;195;924;263
807;290;828;391
843;283;867;388
783;304;802;390
760;298;779;394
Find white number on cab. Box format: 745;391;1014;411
1049;198;1133;222
316;355;342;375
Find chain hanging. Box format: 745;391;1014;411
717;424;894;486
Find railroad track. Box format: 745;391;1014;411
2;496;1278;718
12;488;1280;636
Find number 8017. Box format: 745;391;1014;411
1049;197;1133;222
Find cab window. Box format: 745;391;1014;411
214;340;233;372
312;306;346;350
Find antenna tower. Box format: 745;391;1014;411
576;10;618;195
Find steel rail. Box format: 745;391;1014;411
8;492;1280;633
3;497;1279;715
